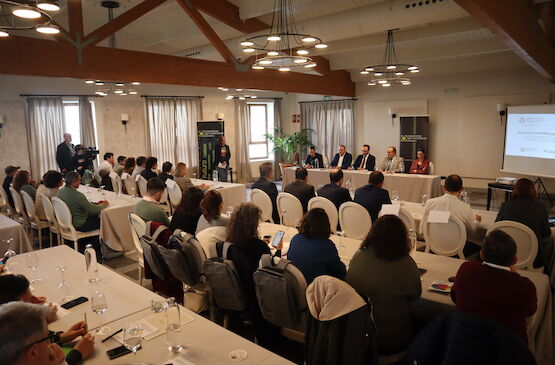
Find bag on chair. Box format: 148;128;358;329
139;221;169;280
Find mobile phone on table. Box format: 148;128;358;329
61;296;88;309
272;230;285;248
107;345;141;360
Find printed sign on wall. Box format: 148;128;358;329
197;121;224;180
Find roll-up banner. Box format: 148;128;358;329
197;121;224;180
399;116;429;172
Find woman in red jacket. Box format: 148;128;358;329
409;149;430;175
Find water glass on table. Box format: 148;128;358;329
165;298;183;352
25;252;42;283
124;323;145;365
91;290;110;335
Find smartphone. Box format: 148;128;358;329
272;230;285;248
61;296;88;309
107;345;141;360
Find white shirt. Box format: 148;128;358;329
337;154;344;168
420;193;478;235
99;160;113;173
360;154;368;169
483;261;511;271
132;166;145;179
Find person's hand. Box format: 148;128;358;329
262;236;271;245
276;238;284;251
45;302;58;322
509;265;517;273
48;343;66;364
0;264;4;273
31;295;47;304
475;214;482;222
305;164;311;169
60;321;87;343
73;333;95;359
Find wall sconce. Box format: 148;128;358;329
388;108;397;126
496;104;506;125
0;115;4;138
217;113;224;121
121;114;129;132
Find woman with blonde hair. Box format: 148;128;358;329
174;162;193;192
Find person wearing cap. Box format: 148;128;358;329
3;165;19;208
56;133;75;173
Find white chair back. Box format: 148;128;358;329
41;194;59;232
428;161;435;175
129;213;146;255
0;186;14;216
338;202;371;240
196;226;226;259
110;174;123;195
20;191;38;221
9;187;26;217
276;192;304;227
424;214;467;258
167;182;182;208
322;155;329;168
250;189;274;223
51;197;77;237
379;206;416;232
307;197;338;233
137;175;148;197
159;188;171;213
123;175;138;196
486;221;538;270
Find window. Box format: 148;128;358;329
248;101;274;161
62;99;98;147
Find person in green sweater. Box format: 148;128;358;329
133;177;171;227
57;172;108;232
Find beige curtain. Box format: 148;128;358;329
175;98;201;169
273;99;283;180
235;99;252;183
25;97;66;179
79;96;96;147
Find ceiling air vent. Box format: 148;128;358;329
182;49;202;58
405;0;446;9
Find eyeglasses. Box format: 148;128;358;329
18;331;61;354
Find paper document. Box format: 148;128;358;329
428;210;450;223
380;204;400;216
121;173;129;180
135;175;141;182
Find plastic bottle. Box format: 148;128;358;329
212;169;218;182
84;244;99;283
409;229;417;256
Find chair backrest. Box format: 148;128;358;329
250;189;274;223
196;226;226;259
110;173;123;195
129;213;146;255
322;155;329;167
9;187;26;216
486;221;538;270
0;186;14;215
338;202;372;240
51;197;77;237
276;192;304;227
139;221;169;280
424;214;467;258
308;197;338;233
41;194;58;231
20;190;38;222
378;205;416;232
428;161;435;175
137;175;148;197
167;182;182;208
159;231;207;287
122;174;137;196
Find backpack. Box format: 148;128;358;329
158;230;206;287
203;242;245;312
139;221;169;280
253;254;308;328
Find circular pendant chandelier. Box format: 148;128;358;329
0;1;61;37
85;80;141;96
361;29;420;87
240;0;327;72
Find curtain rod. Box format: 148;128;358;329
299;98;357;104
141;95;204;99
20;94;102;97
252;97;283;100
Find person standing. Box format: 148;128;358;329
329;145;353;169
56;133;75;173
213;136;231;182
352;144;376;171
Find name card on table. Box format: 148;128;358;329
428;210;450;223
121;172;129;180
380;204;400;216
166;179;176;189
109;171;118;179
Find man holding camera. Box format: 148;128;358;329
56;133;75;173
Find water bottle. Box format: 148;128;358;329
165;298;182;352
315;158;319;169
212;169;218;183
460;191;469;205
84;244;99;283
409;229;417;256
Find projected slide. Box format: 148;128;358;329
505;114;555;160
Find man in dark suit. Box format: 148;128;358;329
56;133;75;173
329;145;352;169
352;144;375;171
304;145;324;169
317;168;352;209
354;171;391;222
284;167;315;212
251;162;280;223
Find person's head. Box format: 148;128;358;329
481;230;517;267
298;208;331;239
512;178;536;200
0;274;31;304
12;170;31;191
5;165;20;178
103;152;114;164
362;144;370;155
200;190;224;222
218;135;226;145
445;174;463;195
416;148;426;161
309;145;316;157
146;178;165;201
386;146;397;159
162;162;173;174
0;302;56;365
137;156;147;168
338;145;346;155
361;215;409;260
98;169;110;180
63;133;72;143
259;162;273;180
330;168;344;186
74;144;85;155
145;157;158;171
295;167;308;182
124;157;136;171
117;156;126;166
226;202;261;247
175;186;204;215
64;171;81;188
175;162;187;178
42;170;63;189
368;171;384;188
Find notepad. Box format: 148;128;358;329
428;210;450;223
380;204;400;216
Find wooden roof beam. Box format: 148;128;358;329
188;0;268;34
67;0;83;40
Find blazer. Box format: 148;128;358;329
158;171;174;182
284;180;315;212
140;169;158;181
409;160;430;175
213;144;231;166
496;197;551;240
56;142;74;172
352;154;376;171
251;178;280;223
354;184;391;222
378;155;405;173
330;153;353;169
305;153;324;168
317;183;352;209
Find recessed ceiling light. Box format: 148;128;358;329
259;60;273;65
360;71;369;75
95;82;104;86
408;66;418;70
382;83;391;87
304;63;317;68
114;90;123;94
279;67;290;72
267;51;279;56
236;89;242;91
85;80;94;84
297;50;309;55
395;72;404;76
374;73;383;76
378;80;387;84
239;96;246;100
129;91;138;94
252;65;264;70
243;48;255;53
116;83;124;86
294;58;308;64
365;67;374;71
367;82;376;86
387;65;396;69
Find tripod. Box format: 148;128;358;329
535;177;553;207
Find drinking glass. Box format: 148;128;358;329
124;323;144;365
192;173;197;182
165;298;183;352
129;185;136;198
91;290;110;335
150;298;166;313
25;252;42;283
392;190;399;202
56;265;71;288
421;194;428;206
336;231;346;249
225;206;234;218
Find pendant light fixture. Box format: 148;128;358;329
0;0;60;37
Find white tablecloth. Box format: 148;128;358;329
0;214;32;255
283;167;442;203
193;179;246;209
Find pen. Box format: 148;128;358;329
101;328;123;343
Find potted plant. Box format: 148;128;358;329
264;127;313;177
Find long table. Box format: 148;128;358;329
0;214;32;254
283;167;442;203
192;179;246;209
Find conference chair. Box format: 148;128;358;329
276;192;304;228
128;213;146;286
428;161;435;175
423;214;467;259
378;206;417;232
20;191;49;249
51;197;100;251
308;197;338;233
0;187;6;215
166;181;182;210
159;188;172;215
137;175;148;197
0;186;15;218
196;226;226;259
40;195;60;247
109;173;123;195
322;155;330;168
338;202;372;240
122;174;138;196
250;189;274;223
9;187;28;226
486;221;539;271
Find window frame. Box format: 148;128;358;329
248;103;271;161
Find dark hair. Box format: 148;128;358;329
295;167;308;180
64;171;81;185
330;168;343;184
512;178;536;200
75;144;85;153
124;157;136;170
175;186;204;216
369;171;384;186
388;146;397;153
200;190;223;222
12;170;30;192
117;155;126;163
482;230;517;266
417;148;426;158
0;274;30;305
162;162;173;173
137;156;147;167
259;162;273;178
309;145;316;151
298;208;331;239
445;174;463;192
146;177;165;195
226;203;261;247
361;215;409;261
145;157;158;170
43;170;63;189
217;135;226;145
362;144;370;151
103;152;114;161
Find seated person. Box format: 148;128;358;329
451;230;537;341
378;146;405;173
283;167;315;212
3;165;19;208
132;156;146;179
71;145;92;177
134;177;170;226
35;170;63;221
57;172;108;232
123;157;136;176
99;152;114;174
347;215;421;353
174;162;194;192
287;208;346;284
317;168;352;209
98;169;114;192
196;190;229;234
13;170;37;201
140;157;158;181
304;145;324;169
354;171;391;222
170;186;204;234
113;155;126;176
251;162;280;223
329;145;352;169
409;148;430;175
158;162;174;183
352;144;375;171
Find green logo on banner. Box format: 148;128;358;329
400;135;408;142
199;131;205;137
